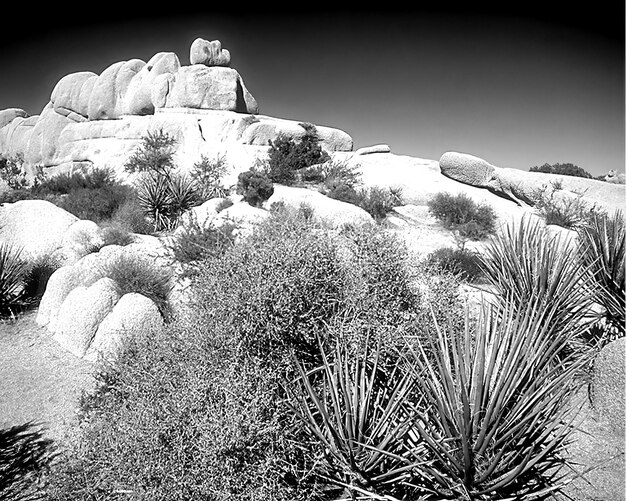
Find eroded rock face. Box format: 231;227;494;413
0;37;352;177
439;151;626;213
189;38;231;66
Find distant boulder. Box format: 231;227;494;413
0;108;28;129
189;38;231;66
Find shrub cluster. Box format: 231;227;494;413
427;191;497;244
424;246;485;283
236;170;274;207
531;182;605;229
266;124;330;184
529;162;592;179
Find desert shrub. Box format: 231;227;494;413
355;185;403;220
480;215;592;348
170;220;236;266
0;154;29;190
124;129;176;176
56;183;135;223
0;242;30;318
1;422;56;500
424;246;484;283
99;254;173;319
532;184;604;229
287;334;419;500
267;125;330;184
105;197;152;235
125;129;201;231
45;317;324;501
99;224;135;247
236;169;274;207
35;167;117;195
401;298;589;499
577;210;625;342
530;162;592;179
190;154;230;199
428;192;497;243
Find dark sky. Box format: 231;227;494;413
0;4;623;176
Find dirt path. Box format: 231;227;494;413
0;310;95;447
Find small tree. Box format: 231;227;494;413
125;129;200;232
237;170;274;207
530;162;592;179
267;124;330;184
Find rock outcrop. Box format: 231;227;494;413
0;37;352;180
439;151;625;213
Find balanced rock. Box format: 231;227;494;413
190;38;231;66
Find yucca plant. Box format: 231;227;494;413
287;335;421;500
0;242;30;318
479;215;593;340
576;209;625;342
402;298;590;500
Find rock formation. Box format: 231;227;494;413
0;38;353;180
439;151;626;214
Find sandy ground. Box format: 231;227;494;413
0;310;95;447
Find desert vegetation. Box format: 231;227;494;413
0;136;624;500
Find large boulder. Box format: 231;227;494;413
121;52;180;116
439;151;626;213
157;65;258;114
53;277;121;358
51;71;98;119
266;185;374;229
189;38;231;66
0;108;28;129
590;338;625;436
86;292;164;361
88;59;146;120
0;200;78;261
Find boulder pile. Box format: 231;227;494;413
0;37;352;179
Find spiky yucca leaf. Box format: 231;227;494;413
479;215;592;337
0;242;29;317
287;336;422;500
403;299;589;500
577;210;625;340
137;173;173;231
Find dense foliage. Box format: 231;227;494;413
266;124;330;184
529;162;593;179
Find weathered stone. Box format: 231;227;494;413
24;105;76;168
266;185;374;229
439;151;626;212
189;38;230;66
161;65;257;113
86;292;163;361
61;219;105;257
88;59;145;120
605;169;626;184
51;72;98;118
0;200;77;261
53;277;120;358
0;108;28;129
355;144;390;155
591;338;625;437
122;52;180;115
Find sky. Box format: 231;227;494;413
0;4;624;177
